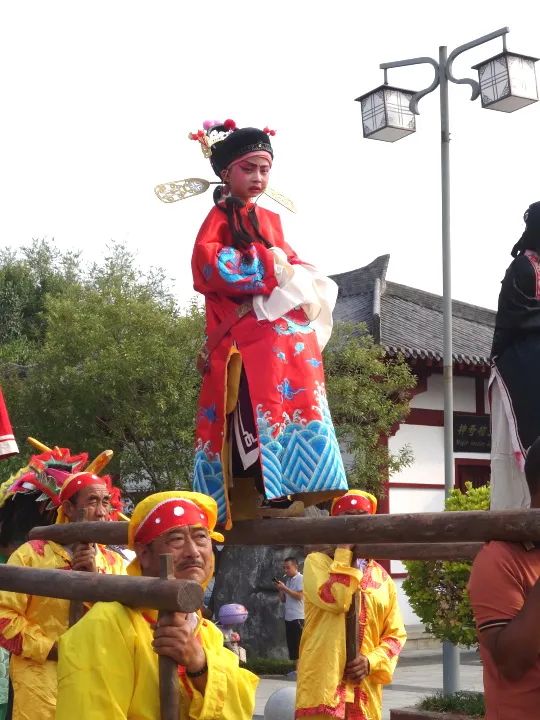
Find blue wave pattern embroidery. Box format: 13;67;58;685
192;441;227;523
193;384;347;522
217;247;266;290
258;382;347;498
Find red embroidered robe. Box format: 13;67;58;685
191;204;347;526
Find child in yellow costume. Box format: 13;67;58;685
296;490;407;720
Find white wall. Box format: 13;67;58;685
389;424;444;486
385;371;489;628
410;373;477;412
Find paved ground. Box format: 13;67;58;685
253;648;484;718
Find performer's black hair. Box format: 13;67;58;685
213;186;272;252
525;436;540;497
0;493;56;548
511;201;540;257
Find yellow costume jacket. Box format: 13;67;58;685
0;538;125;720
56;601;259;720
296;549;406;720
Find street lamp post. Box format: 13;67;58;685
356;28;538;695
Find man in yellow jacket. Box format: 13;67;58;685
296;490;407;720
56;491;259;720
0;470;126;720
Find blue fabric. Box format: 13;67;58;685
193;384;347;524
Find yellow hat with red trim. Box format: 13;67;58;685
126;491;224;578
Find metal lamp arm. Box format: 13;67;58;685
446;26;510;100
380;56;440;115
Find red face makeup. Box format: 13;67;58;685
224;155;272;201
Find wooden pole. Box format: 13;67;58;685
223;511;540;545
30;521;128;545
30;510;540;547
159;554;182;720
0;564;203;613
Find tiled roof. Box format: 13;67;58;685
331;255;495;368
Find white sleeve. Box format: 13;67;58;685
252;262;338;351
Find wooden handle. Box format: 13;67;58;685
68;508;87;627
158;554;182;720
345;592;360;663
345;550;360;664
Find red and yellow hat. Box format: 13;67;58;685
56;472;107;524
331;490;378;517
128;491;224;549
56;472;124;524
126;491;224;578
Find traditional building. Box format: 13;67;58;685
332;255;495;623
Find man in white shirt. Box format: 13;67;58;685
275;556;304;676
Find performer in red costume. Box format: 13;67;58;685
190;120;347;527
0;391;18;461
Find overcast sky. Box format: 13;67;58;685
1;0;538;311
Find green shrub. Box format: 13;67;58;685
402;482;490;647
243;657;295;675
419;691;484;717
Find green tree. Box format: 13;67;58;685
0;239;81;365
402;481;490;647
2;244;204;491
324;323;415;497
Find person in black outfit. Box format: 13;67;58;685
490;201;540;509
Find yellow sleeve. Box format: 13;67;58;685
56;602;134;720
95;545;128;575
304;550;362;614
366;580;407;685
187;621;259;720
0;544;55;663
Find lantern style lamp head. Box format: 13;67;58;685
355;84;416;141
472;51;539;112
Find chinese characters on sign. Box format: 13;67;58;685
453;414;491;453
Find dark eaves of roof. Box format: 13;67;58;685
331;255;495;368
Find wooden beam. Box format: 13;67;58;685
0;564;203;613
339;542;481;560
30;521;128;544
223;510;540;545
29;509;540;547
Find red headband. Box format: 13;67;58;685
134;498;210;545
331;494;375;516
59;473;106;503
227;151;273;170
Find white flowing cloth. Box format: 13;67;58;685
489;373;531;510
252;247;338;352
